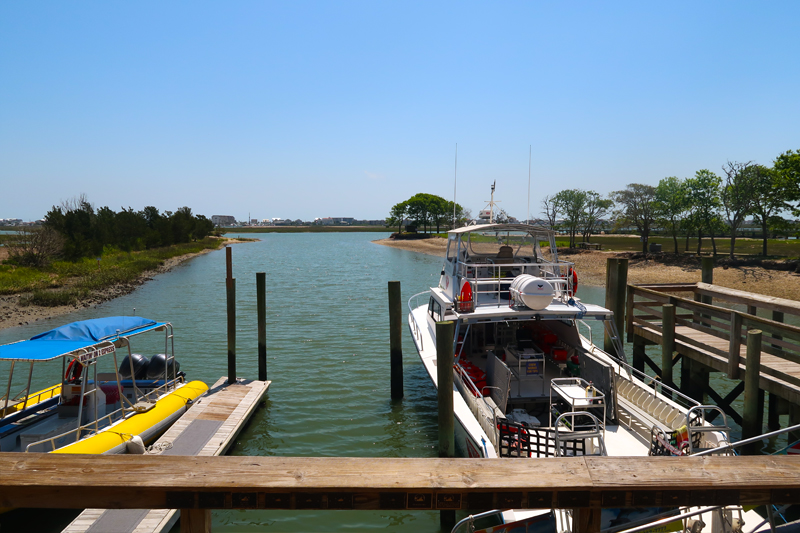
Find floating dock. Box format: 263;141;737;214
63;377;270;533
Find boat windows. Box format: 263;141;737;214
428;297;442;322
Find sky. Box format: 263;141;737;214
1;1;799;223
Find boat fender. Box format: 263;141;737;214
65;359;83;383
126;435;146;454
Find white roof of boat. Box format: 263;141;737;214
452;300;613;321
449;223;555;236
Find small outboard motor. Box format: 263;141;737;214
118;353;149;380
147;353;180;380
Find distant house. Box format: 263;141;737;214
212;215;237;227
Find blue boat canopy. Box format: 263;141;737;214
0;317;167;362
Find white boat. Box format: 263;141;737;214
408;222;772;532
0;316;207;455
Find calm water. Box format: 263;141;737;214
0;233;760;532
0;233;527;532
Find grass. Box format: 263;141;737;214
2;238;224;305
579;235;799;258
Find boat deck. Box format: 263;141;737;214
62;377;270;533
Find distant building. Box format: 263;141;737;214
319;217;355;225
212;215;237;227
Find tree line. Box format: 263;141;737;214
543;149;800;256
8;196;215;266
386;193;467;234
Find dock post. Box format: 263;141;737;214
257;272;267;381
180;508;210;533
388;281;404;400
661;304;675;388
436;320;455;530
742;329;763;453
604;258;628;357
226;247;236;385
701;257;714;306
632;336;646;373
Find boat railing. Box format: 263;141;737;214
24;375;186;453
456;259;575;305
1;384;60;418
408;291;429;350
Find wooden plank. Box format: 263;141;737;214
696;282;800;318
5;455;800;510
63;378;270;533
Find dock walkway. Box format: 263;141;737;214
63;377;270;533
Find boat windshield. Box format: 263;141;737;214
461;228;556;264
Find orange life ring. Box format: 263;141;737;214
568;268;578;296
65;359;83;383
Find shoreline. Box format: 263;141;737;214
0;239;248;332
373;237;800;301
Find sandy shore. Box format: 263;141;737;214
0;239;248;332
374;237;800;301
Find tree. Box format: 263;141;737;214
612;184;658;254
720;161;758;259
751;163;793;256
581;192;613;243
654;177;688;254
386;194;463;234
386;201;408;233
553;189;588;248
541;194;562;230
7;227;63;267
685;170;722;255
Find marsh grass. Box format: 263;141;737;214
4;238;222;305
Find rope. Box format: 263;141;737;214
146;441;173;454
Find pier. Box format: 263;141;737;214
62;377;270;533
626;279;800;444
1;454;800;532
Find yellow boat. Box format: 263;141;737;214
0;316;208;454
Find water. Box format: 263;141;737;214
1;233;755;531
0;233;460;532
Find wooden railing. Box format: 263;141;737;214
1;453;800;532
626;283;800;383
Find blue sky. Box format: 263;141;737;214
1;2;798;222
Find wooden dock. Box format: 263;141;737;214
2;454;800;533
62;377;270;533
626;281;800;441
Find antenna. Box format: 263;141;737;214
453;143;458;228
527;145;531;224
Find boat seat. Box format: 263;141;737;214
495;246;514;264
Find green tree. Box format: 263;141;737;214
386;201;408;233
612;184;658;253
654;176;688;254
685;170;722;255
751;163;794;256
553;189;588;248
720;161;758;259
581;192;613;243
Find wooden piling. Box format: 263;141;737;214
226;247;236;385
604;257;628;357
388;281;404;400
436;320;455;530
661;304;675;387
728;311;742;379
742;329;763;451
257;272;267;381
632;335;646;373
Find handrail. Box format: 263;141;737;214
408;291;429;351
694;421;800;457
